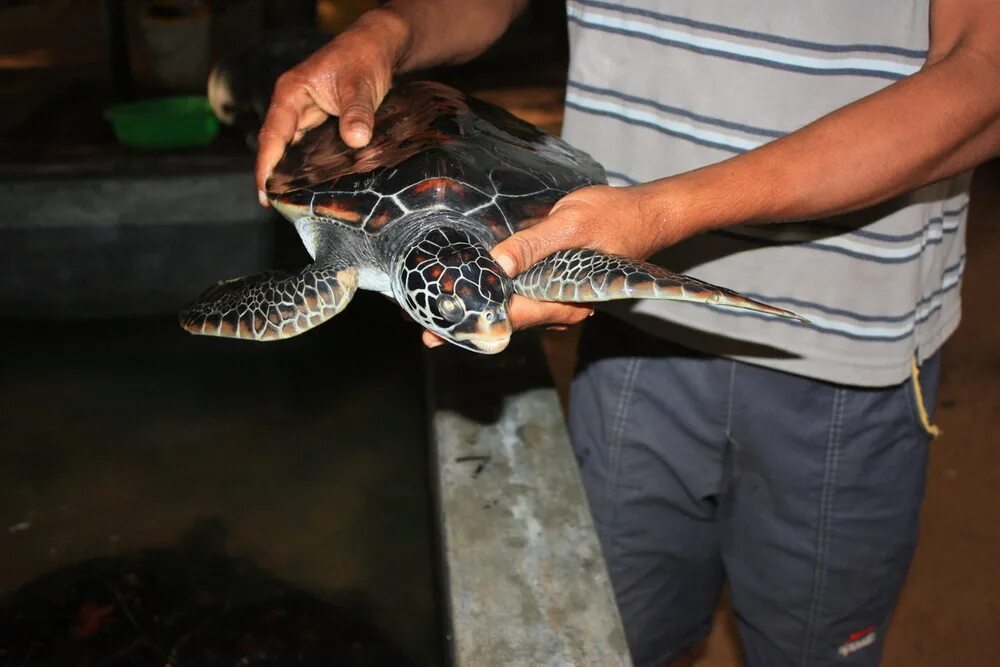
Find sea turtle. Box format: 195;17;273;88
180;81;801;353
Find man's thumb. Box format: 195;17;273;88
491;222;566;278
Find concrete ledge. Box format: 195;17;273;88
428;336;631;666
0;159;274;318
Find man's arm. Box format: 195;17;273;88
254;0;528;203
650;0;1000;242
389;0;530;71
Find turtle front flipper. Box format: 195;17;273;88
179;264;358;341
513;249;806;321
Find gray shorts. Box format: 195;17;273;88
568;315;941;667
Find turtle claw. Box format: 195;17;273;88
180;266;358;341
513;249;806;322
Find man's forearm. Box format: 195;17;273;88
372;0;529;73
646;46;1000;244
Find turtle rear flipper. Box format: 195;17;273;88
180;265;358;341
514;249;806;321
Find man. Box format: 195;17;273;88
254;2;1000;665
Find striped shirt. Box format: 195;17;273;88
561;0;968;386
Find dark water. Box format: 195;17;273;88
0;294;441;665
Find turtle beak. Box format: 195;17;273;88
451;310;512;354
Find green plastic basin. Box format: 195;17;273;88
104;96;219;149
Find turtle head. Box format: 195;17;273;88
396;227;513;354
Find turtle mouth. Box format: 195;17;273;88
464;336;510;354
450;311;512;354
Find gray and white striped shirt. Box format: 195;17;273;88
561;0;968;386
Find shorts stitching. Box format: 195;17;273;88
801;388;846;665
724;360;737;440
602;358;642;523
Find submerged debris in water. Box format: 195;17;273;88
0;522;410;666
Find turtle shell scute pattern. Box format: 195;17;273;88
266;81;607;239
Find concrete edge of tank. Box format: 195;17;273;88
426;334;632;666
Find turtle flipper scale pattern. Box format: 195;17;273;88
180;265;358;341
513;249;806;321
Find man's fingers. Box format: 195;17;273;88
420;297;590;348
508;295;592;330
255;100;303;201
491;228;551;277
422;330;446;348
296;105;330;138
336;79;378;148
491;214;587;277
251;17;399;204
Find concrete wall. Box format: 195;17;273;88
0;158;273;318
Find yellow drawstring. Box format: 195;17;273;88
911;357;942;439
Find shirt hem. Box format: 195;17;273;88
609;301;962;388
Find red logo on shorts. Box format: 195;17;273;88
838;625;877;657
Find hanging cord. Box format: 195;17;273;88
911;357;942;439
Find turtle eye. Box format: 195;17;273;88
437;294;464;323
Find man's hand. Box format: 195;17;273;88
254;10;406;205
254;0;528;207
491;183;686;276
421;183;689;348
